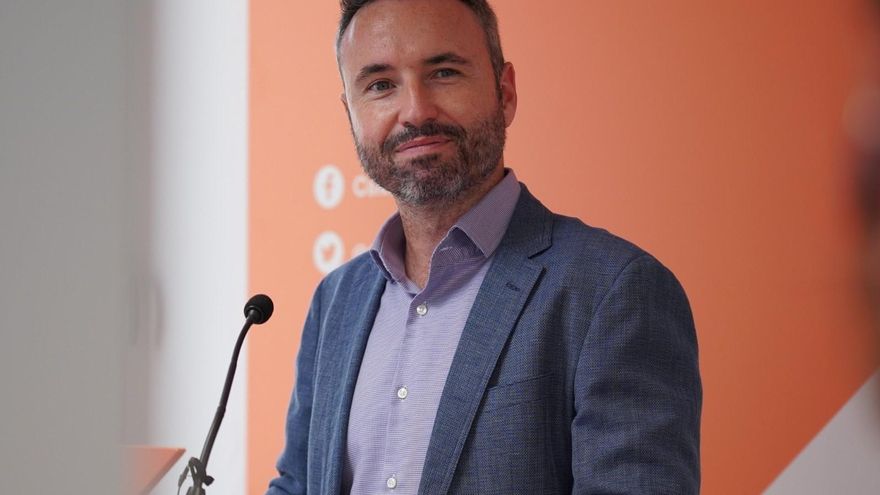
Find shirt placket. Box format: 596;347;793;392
380;286;430;493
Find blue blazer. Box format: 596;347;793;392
268;186;701;494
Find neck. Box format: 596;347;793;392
397;166;504;288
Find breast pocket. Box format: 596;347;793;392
463;372;566;494
481;372;555;412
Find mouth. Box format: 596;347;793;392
394;136;452;155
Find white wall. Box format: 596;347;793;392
136;0;250;493
765;371;880;495
0;0;130;492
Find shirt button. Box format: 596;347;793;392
416;303;428;316
397;386;408;400
386;475;397;489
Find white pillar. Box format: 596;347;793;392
139;0;249;493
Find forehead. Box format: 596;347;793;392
338;0;489;71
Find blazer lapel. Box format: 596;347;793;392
317;265;387;494
418;187;554;495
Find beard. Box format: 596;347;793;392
354;105;507;206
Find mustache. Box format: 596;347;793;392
382;121;466;155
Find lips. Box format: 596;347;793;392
395;136;451;154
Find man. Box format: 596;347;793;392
268;0;701;493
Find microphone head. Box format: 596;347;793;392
244;294;274;324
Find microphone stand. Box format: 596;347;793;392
179;310;259;494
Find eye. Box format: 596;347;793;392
367;80;394;92
434;68;460;79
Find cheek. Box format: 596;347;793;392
436;86;499;125
350;105;396;146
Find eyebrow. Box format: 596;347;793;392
355;63;393;85
353;52;472;86
424;52;471;66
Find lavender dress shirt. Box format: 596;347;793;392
342;171;521;494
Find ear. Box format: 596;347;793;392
340;92;350;117
499;62;518;127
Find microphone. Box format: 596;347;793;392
244;293;274;324
179;294;274;495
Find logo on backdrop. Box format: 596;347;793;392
313;231;345;274
352;173;391;199
313;164;345;209
312;166;391;274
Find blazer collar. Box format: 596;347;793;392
319;263;387;494
496;184;554;259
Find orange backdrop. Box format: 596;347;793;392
249;1;879;493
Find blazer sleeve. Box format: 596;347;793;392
572;254;702;494
266;282;324;495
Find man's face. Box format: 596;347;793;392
337;0;517;206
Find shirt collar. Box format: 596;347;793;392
370;214;407;282
370;169;521;283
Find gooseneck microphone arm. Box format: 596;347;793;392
180;294;274;495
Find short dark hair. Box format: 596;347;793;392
337;0;506;82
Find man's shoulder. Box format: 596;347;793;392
549;213;647;266
510;186;676;285
316;251;382;296
321;251;379;284
536;208;678;292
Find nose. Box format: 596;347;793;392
398;81;439;128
